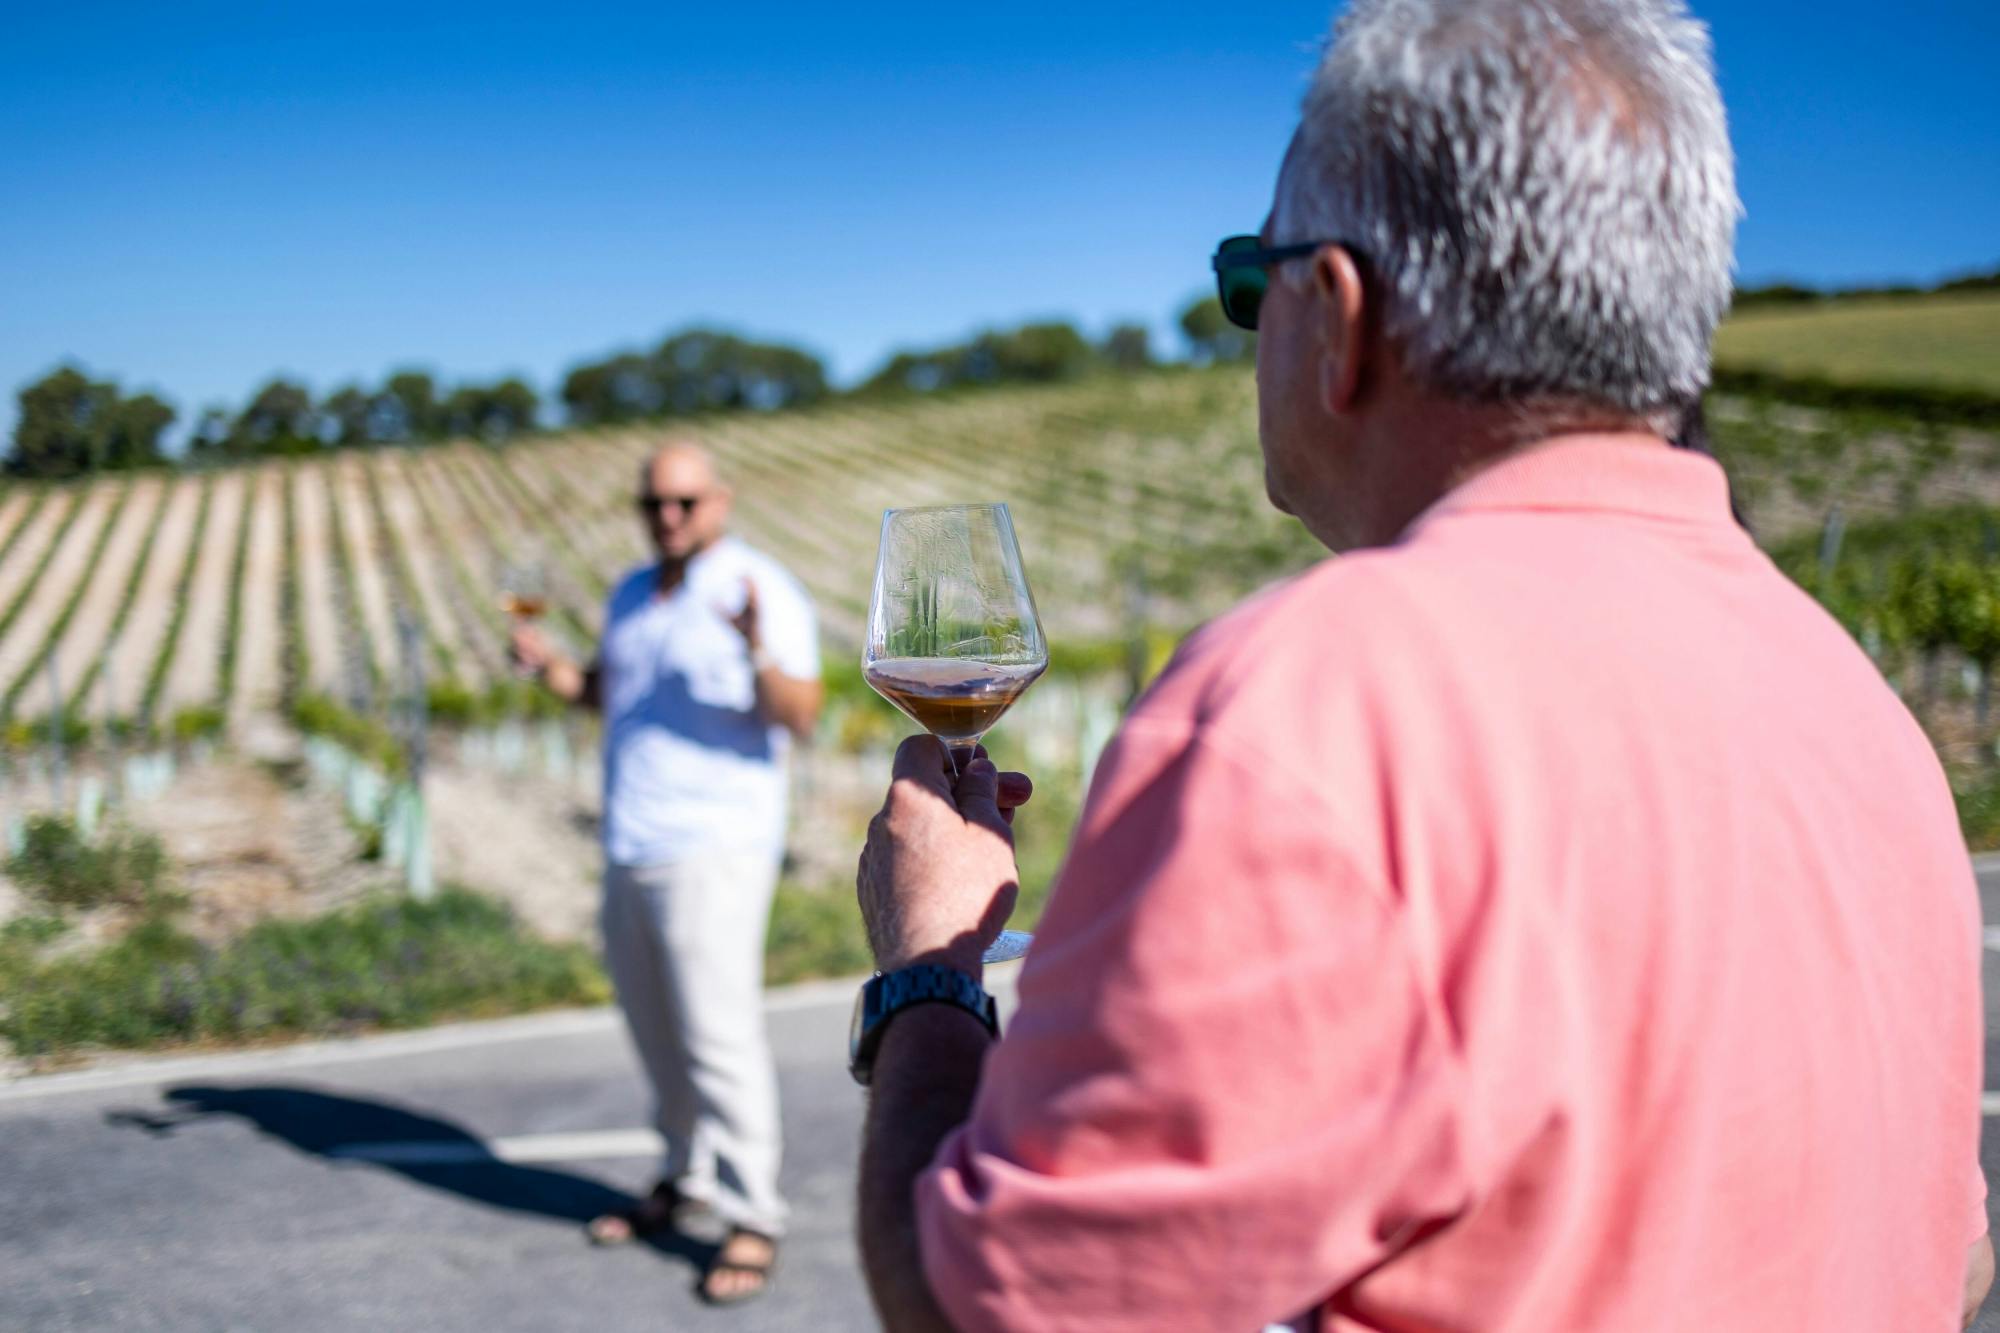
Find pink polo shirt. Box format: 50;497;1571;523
917;435;1986;1332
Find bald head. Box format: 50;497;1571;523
640;441;720;496
636;439;733;565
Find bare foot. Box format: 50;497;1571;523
586;1181;709;1246
699;1229;777;1305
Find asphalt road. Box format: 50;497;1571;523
5;870;2000;1333
0;980;905;1333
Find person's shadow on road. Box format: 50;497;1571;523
106;1084;715;1272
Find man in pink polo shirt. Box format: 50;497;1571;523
848;1;1991;1329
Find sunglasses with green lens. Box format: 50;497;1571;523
1210;234;1354;331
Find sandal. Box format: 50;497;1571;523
586;1180;712;1246
697;1227;779;1306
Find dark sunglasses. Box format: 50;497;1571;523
1210;234;1354;331
636;492;707;516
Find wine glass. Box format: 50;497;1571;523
864;503;1048;964
497;556;549;623
498;555;551;681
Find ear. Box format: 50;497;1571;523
1313;244;1368;415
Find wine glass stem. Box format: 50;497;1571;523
944;741;977;779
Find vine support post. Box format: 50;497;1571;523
394;609;434;900
43;653;66;808
1818;505;1846;577
1119;551;1149;708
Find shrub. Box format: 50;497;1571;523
3;713;94;749
6;815;172;912
764;882;873;986
0;888;608;1061
168;704;228;742
292;692;405;775
1954;771;2000;853
0;914;71;955
426;679;480;727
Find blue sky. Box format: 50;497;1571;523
2;1;1995;441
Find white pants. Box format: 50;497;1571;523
601;850;787;1236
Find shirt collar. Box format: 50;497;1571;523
1408;433;1736;535
655;536;736;593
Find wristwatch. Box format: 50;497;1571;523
848;964;999;1086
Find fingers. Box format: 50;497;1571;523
508;625;546;664
889;734;952;796
995;772;1033;809
953;757;1013;838
887;737;1029;828
955;755;999;805
992;770;1031;827
715;582;757;624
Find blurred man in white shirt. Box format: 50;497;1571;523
512;441;820;1306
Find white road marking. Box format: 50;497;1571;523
1985;1093;2000;1118
1984;927;2000;953
329;1128;662;1165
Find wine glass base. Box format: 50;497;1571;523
982;929;1033;964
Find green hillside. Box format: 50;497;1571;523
1715;292;2000;394
0;289;1996;748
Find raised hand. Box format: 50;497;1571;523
727;577;762;651
510;621;556;677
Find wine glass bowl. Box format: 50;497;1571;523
864;503;1047;963
864;504;1047;763
497;555;550;622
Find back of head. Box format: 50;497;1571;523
1278;0;1739;418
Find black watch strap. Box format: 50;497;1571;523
849;964;998;1086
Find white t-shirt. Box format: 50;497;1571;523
598;538;819;867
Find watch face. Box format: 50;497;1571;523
849;983;868;1068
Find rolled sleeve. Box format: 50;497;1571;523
915;719;1465;1333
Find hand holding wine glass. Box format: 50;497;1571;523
856;735;1036;975
509;620;555;679
498;556;550;623
500;556;553;678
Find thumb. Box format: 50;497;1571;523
954;757;1011;838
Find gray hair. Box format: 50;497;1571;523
1275;0;1740;415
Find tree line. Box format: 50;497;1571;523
14;253;1999;480
6;294;1253;479
1732;263;1999;311
8;366;543;480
